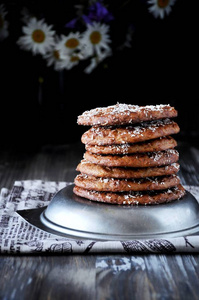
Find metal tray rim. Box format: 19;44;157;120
38;185;199;241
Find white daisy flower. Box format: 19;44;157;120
0;4;9;41
148;0;176;19
43;47;63;71
81;22;111;58
56;32;82;59
17;17;55;55
42;36;64;71
57;52;83;70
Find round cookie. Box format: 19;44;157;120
85;136;177;155
81;119;180;145
73;184;186;205
74;174;180;192
76;160;180;178
77;103;178;126
84;149;179;168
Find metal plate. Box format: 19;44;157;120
37;184;199;240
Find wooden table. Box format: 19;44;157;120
0;140;199;300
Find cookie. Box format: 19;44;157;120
85;136;177;155
74;174;180;192
73;184;186;205
81;119;180;146
77;103;178;126
84;149;179;168
76;160;180;178
74;103;184;205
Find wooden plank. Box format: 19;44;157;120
0;255;96;300
0;143;84;189
96;254;199;300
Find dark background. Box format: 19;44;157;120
1;0;198;149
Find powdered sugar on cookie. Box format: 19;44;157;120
77;103;178;126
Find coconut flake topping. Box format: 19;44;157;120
79;103;172;118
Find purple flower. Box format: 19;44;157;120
65;17;78;29
65;1;114;28
86;1;114;23
82;14;93;25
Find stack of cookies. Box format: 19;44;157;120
73;103;185;205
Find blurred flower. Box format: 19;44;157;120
81;21;111;57
148;0;176;19
82;1;114;24
50;32;85;71
56;32;82;58
65;1;114;28
17;17;55;55
9;0;177;74
44;48;62;70
65;17;79;29
65;4;84;29
0;3;9;41
43;37;64;71
57;52;83;70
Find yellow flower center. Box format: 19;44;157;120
0;14;4;29
53;50;60;60
65;38;79;49
157;0;170;8
70;55;80;62
90;31;102;45
32;29;45;43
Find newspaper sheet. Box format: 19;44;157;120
0;180;199;254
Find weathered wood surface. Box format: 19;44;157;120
0;140;199;300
